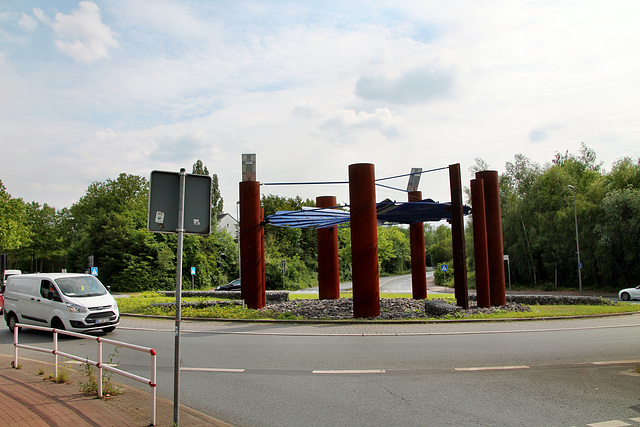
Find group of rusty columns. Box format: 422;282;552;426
239;163;506;317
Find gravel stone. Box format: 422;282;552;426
262;298;532;320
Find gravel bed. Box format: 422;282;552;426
262;298;532;320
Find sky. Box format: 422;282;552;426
1;0;639;214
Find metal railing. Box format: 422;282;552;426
13;323;157;426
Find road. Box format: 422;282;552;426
294;271;441;294
2;314;639;426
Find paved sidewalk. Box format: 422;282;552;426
0;354;231;427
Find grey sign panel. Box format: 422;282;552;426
184;174;212;235
148;170;212;235
148;171;180;233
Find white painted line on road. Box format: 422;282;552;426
181;367;245;373
312;369;386;374
587;421;631;427
591;360;639;365
455;365;530;371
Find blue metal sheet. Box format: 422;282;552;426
264;199;470;229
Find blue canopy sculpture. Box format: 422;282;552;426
265;198;471;229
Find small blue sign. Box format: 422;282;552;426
191;267;196;276
440;264;448;272
578;262;583;269
91;267;98;276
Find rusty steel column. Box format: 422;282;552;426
470;179;491;308
349;163;380;318
476;170;506;306
239;180;265;309
408;191;427;299
449;163;469;309
317;196;340;300
260;207;266;307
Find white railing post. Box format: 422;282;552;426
150;349;157;426
53;330;59;379
13;325;19;368
97;339;103;398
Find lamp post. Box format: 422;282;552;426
568;185;582;294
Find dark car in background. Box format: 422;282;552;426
215;278;241;291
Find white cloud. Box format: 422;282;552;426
18;13;38;31
356;67;456;105
2;0;640;211
37;1;119;62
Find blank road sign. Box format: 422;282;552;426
148;170;212;235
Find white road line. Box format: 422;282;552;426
312;369;386;374
455;365;530;371
181;367;245;373
591;360;639;365
587;421;632;427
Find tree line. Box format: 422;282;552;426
2;146;639;292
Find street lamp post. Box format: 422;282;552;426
568;185;582;294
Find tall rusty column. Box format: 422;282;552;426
260;207;266;307
449;163;469;309
349;163;380;318
239;153;265;310
470;178;491;308
317;196;340;300
476;170;506;306
409;191;427;299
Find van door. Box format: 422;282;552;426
39;279;64;327
16;279;48;325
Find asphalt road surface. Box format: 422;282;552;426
2;314;639;426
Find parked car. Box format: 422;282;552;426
215;278;241;291
618;285;640;301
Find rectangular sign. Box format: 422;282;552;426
148;170;212;235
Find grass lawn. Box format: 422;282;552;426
116;291;640;320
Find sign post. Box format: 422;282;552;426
191;267;196;290
440;264;448;291
147;169;211;426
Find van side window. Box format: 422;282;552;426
40;280;60;301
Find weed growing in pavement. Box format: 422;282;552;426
45;365;70;383
79;347;123;397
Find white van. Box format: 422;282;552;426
2;269;21;285
3;273;119;334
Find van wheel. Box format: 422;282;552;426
51;317;65;331
102;326;116;333
7;313;19;333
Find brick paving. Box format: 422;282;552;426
0;354;231;427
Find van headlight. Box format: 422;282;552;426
66;302;87;313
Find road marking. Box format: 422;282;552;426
181;367;245;373
591;360;639;365
312;369;386;374
455;365;530;371
587;421;631;427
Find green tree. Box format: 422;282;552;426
0;180;31;253
21;202;65;272
192;159;224;221
377;226;410;275
65;174;155;290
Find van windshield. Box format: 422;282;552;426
55;276;108;298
